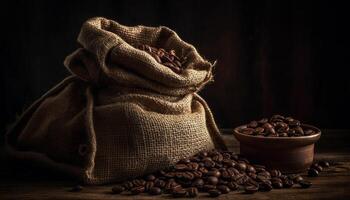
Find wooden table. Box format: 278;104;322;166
1;129;349;200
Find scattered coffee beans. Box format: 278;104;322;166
308;160;331;177
239;114;317;137
109;149;326;198
299;180;312;188
137;44;187;73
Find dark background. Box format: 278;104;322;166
1;0;349;144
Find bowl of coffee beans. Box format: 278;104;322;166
233;114;321;173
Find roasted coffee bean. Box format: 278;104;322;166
175;163;189;171
246;165;256;173
154;179;166;188
299;180;312;188
216;185;230;194
227;181;239;190
282;178;294;188
130;186;145;195
312;164;323;172
308;168;319;177
304;129;314;136
69;185;83;192
132;179;146;186
203;184;216;191
187;187;198;198
122;181;134;190
145;174;156;181
144;181;154;192
172;188;187;197
208;189;221;197
258;118;269;124
244;185;259;194
289;119;301;127
188;162;199;171
254;127;265;135
318;161;330;168
203;159;216;168
207;169;221;177
269;169;281;177
111;185;125;194
259;181;273;191
212;154;224;162
279;132;288;137
241;128;255;135
248;121;258;128
272;180;283;189
206;176;219;185
149;187;162;195
192;178;204;188
289;175;303;183
294;126;304;135
236;162;247;172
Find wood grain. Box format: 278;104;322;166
0;130;349;200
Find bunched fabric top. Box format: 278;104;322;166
64;17;214;96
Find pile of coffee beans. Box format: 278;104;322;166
109;149;316;198
308;160;330;177
239;114;317;137
137;44;186;73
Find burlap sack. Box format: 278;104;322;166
5;17;226;185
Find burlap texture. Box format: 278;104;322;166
5;17;226;185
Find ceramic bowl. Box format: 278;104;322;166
233;124;321;173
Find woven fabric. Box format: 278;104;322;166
5;17;226;185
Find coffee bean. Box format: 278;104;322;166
272;180;283;189
207;169;221;177
145;174;156;181
130;186;145;195
172;188;187;197
216;185;230;194
203;184;216;191
206;176;219;185
282;178;294;188
248;121;258;128
154;179;166;188
149;187;162;195
259;181;273;191
122;181;134;190
187;187;198;197
227;181;239;190
245;185;259;194
318;161;330;168
312;164;323;172
236;162;247;172
208;189;221;197
111;185;125;194
144;181;154;192
69;185;83;192
246;165;256;173
289;175;303;183
308;168;319;177
258;118;269;124
299;180;312;188
132;179;146;186
304;129;314;136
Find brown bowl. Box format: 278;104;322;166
233;124;321;173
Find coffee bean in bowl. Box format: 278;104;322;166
233;114;321;173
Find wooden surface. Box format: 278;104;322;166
0;129;350;200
